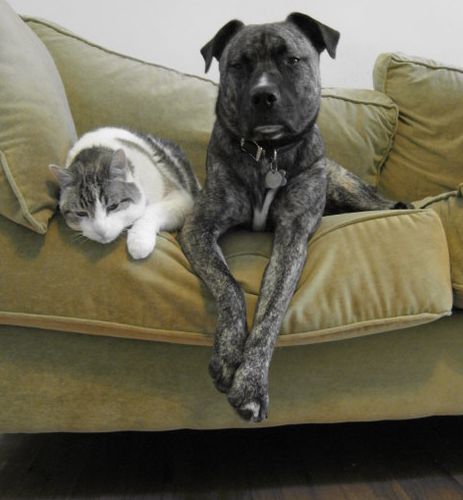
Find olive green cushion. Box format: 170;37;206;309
319;89;398;186
25;18;398;187
412;184;463;309
0;1;76;234
0;209;452;347
374;53;463;202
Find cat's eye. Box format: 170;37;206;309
288;57;301;65
75;211;88;217
107;203;119;212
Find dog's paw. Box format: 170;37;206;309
208;349;242;394
227;361;269;423
127;230;156;260
209;320;248;393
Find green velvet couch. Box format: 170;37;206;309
1;0;463;432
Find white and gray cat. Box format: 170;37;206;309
50;127;200;259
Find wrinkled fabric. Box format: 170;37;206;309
0;209;452;346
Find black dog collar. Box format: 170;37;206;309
239;136;305;165
240;138;274;162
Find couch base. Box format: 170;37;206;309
1;312;462;433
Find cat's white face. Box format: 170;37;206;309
51;148;146;245
76;196;146;244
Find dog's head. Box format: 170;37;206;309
201;13;339;143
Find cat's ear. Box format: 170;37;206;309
109;149;127;180
49;164;74;188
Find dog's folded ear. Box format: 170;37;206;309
286;13;340;59
200;20;244;73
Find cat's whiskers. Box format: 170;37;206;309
71;232;88;244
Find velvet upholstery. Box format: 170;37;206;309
1;313;463;432
374;53;463;202
0;6;461;432
413;185;463;308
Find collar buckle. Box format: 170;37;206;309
240;138;265;162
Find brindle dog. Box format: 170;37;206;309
179;13;408;422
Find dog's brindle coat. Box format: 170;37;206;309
179;13;407;422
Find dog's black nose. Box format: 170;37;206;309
250;85;280;110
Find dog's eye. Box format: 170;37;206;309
230;62;243;70
287;57;300;65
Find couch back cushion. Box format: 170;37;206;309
26;18;398;187
0;0;77;234
374;53;463;202
319;89;398;187
24;18;217;186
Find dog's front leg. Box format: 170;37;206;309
227;166;326;422
179;187;251;393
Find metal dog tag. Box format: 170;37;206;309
265;169;287;189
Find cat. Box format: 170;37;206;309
50;127;200;259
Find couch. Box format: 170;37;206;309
1;0;462;432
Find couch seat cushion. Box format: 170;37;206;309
0;1;76;234
0;209;452;346
413;184;463;309
374;52;463;202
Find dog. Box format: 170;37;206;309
179;13;408;422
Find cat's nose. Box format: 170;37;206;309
99;233;114;243
94;227;112;243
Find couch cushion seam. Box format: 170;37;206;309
0;309;451;347
321;92;398;109
389;54;463;74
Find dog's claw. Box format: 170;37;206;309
237;401;268;423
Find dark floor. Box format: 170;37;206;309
1;416;463;499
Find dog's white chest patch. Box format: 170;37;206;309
253;188;278;231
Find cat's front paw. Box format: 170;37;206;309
127;230;156;260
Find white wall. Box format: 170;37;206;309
9;0;462;89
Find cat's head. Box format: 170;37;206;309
50;148;145;244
